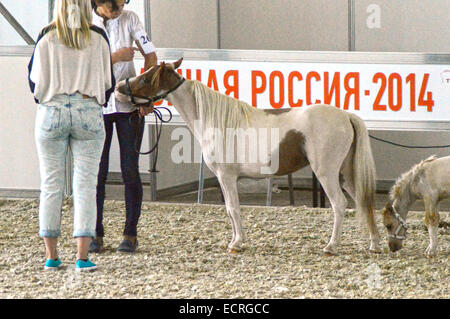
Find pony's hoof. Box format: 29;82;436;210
228;248;241;254
323;244;338;256
425;246;436;258
323;251;337;257
369;248;382;254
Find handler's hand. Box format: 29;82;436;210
139;105;154;117
116;47;139;62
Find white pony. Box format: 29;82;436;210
381;155;450;257
116;59;381;255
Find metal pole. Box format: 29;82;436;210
0;1;35;45
144;0;151;41
197;155;205;203
216;0;221;49
320;184;326;208
48;0;55;23
219;185;225;204
148;123;157;201
151;124;158;201
348;0;355;51
312;173;318;208
288;173;294;206
266;178;273;206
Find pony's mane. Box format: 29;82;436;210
149;65;163;91
389;155;437;201
192;81;258;137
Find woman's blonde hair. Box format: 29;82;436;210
53;0;92;49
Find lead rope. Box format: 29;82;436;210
123;76;184;172
130;106;173;173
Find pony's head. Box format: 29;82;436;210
381;201;407;252
115;58;183;104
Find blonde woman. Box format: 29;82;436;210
28;0;115;271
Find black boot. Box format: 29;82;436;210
88;237;104;253
117;236;138;253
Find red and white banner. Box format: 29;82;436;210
136;60;450;122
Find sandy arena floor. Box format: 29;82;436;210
0;197;448;299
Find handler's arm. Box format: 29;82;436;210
136;40;157;71
135;40;157;117
111;47;139;64
111;52;121;65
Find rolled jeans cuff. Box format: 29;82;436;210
40;230;61;238
73;231;96;238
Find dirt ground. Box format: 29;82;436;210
0;194;448;299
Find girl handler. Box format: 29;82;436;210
90;0;157;253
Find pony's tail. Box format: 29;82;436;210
348;113;377;231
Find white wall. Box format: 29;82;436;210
149;0;218;48
0;0;49;45
0;56;41;190
355;0;450;52
219;0;348;51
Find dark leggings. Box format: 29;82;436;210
96;111;144;237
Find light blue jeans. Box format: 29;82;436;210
35;93;105;238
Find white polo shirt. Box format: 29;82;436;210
93;10;156;114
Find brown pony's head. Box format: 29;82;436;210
381;201;405;252
115;58;183;104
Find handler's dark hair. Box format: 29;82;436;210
91;0;119;12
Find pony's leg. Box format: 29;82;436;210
424;197;440;257
217;174;245;252
340;163;356;203
306;140;349;254
366;209;381;253
314;171;348;255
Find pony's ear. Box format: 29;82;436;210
160;61;166;69
173;57;183;69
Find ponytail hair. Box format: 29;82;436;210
53;0;92;49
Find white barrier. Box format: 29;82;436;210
140;49;450;131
